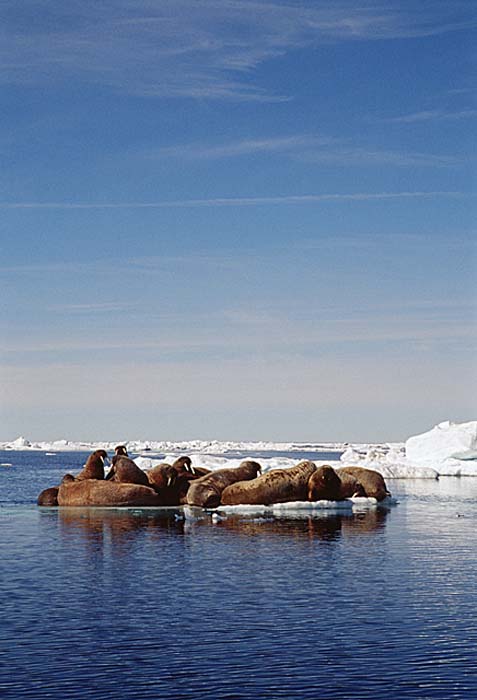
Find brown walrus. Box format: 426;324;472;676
37;486;60;506
337;466;391;501
307;465;365;501
105;455;150;487
147;458;209;505
220;460;317;506
147;462;178;490
186;461;262;508
57;479;164;507
114;445;128;456
75;449;108;481
171;456;210;478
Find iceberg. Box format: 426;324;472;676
406;420;477;463
404;421;477;476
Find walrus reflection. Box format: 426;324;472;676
211;509;388;539
213;514;343;541
341;508;388;535
59;508;185;543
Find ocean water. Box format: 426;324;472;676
1;451;477;700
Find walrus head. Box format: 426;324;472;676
308;465;341;501
114;445;128;457
239;460;262;478
172;456;195;474
90;449;109;465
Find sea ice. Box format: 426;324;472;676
406;420;477;464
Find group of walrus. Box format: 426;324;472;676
37;445;391;509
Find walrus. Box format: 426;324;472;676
171;456;210;478
147;462;178;490
37;486;59;506
105;455;150;487
147;458;209;505
57;479;164;507
337;466;391;501
307;465;365;501
186;461;262;508
220;460;317;506
75;449;109;481
114;445;128;456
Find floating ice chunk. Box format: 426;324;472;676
406;420;477;464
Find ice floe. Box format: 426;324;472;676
184;495;396;521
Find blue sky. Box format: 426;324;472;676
1;0;476;442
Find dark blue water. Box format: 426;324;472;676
2;451;477;699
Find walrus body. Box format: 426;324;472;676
221;460;317;506
307;465;365;501
337;466;390;501
105;455;150;487
57;479;163;507
75;449;108;481
37;486;59;506
186;461;262;508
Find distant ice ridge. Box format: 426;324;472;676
1;420;476;478
0;437;349;454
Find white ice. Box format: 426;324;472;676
2;420;477;479
184;496;395;521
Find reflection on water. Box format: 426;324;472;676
57;507;186;539
53;506;389;546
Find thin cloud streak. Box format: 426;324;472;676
155;135;335;159
49;302;137;313
153;136;458;167
383;109;477;123
0;191;468;210
2;1;475;101
298;148;461;168
2;318;475;356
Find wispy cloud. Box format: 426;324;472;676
2;1;475;101
383;109;477;123
153;135;458;167
1;317;475;360
154;135;334;159
298;147;460;168
49;302;137;313
0;191;468;211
